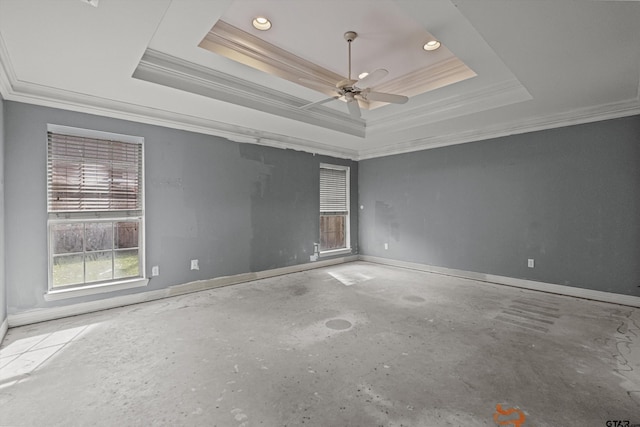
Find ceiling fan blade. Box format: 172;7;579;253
346;98;361;119
299;78;338;93
300;95;341;109
356;68;388;88
364;91;409;104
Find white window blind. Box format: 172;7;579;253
320;167;348;213
47;132;143;213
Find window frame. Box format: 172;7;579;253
319;163;351;257
45;124;147;300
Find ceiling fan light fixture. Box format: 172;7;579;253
252;16;272;31
423;40;441;51
299;30;409;118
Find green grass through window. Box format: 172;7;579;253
53;251;140;288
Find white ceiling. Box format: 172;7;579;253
0;0;638;160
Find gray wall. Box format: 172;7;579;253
359;115;640;296
0;95;6;326
4;102;357;314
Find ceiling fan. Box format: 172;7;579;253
300;31;409;119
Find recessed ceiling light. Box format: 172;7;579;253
358;72;369;79
423;40;441;51
252;16;272;31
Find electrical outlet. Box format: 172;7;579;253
191;259;199;270
151;266;159;276
528;259;535;268
384;243;389;250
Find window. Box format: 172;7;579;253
46;125;145;296
319;164;350;254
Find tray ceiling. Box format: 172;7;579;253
0;0;639;160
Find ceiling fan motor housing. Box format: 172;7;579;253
337;78;358;89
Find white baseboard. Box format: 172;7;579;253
11;253;634;328
8;255;358;327
0;317;8;345
359;255;640;308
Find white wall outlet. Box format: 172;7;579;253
151;266;159;276
191;259;199;270
528;258;535;268
384;243;389;250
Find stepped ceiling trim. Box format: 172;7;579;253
133;49;366;138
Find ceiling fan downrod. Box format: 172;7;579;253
344;31;357;81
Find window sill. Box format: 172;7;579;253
319;248;352;258
44;278;149;301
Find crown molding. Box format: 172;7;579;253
2;25;638;163
367;78;531;134
0;32;16;99
133;49;365;138
1;75;359;160
0;31;357;159
3;62;637;163
358;97;640;160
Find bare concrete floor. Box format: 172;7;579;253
1;261;639;427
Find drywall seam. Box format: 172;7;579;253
7;255;358;327
359;255;640;308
